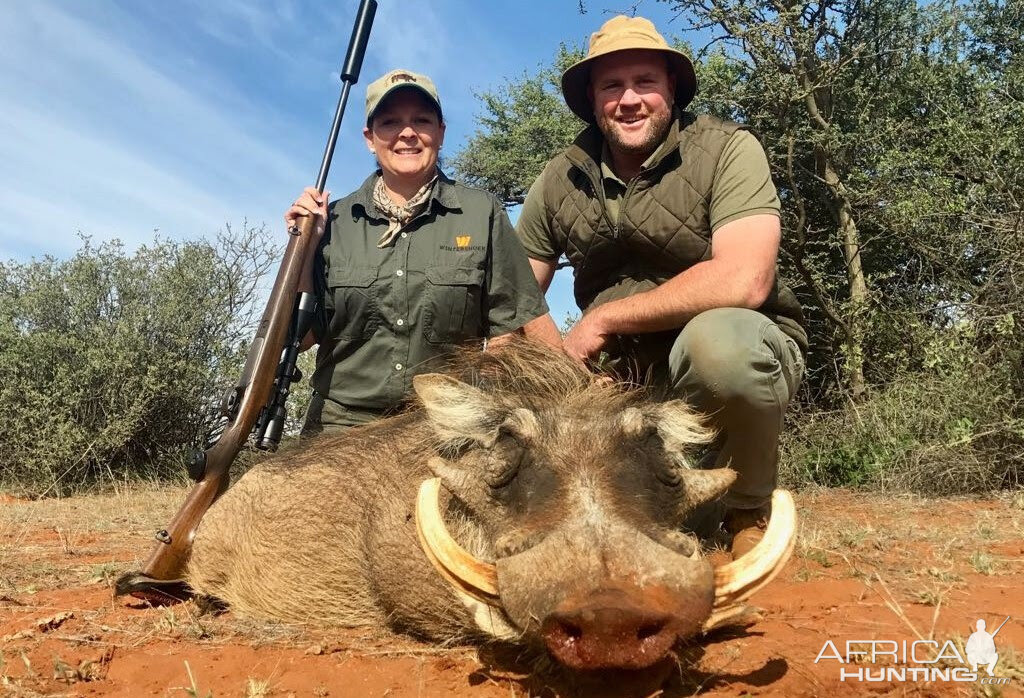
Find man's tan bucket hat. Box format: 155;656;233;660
561;15;697;123
365;68;443;126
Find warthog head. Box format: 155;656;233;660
411;347;794;672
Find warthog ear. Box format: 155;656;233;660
413;373;539;448
651;400;716;457
619;401;715;461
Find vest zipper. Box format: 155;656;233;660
589;168;620;239
609;161;654;238
620;175;641;236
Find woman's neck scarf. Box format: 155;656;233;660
372;174;438;248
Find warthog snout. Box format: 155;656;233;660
542;587;685;670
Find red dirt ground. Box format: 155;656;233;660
1;487;1021;697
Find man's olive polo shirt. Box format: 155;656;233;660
306;171;548;430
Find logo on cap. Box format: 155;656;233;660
391;72;417;84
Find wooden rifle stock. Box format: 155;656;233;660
115;215;320;599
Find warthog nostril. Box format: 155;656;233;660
541;604;678;671
561;621;582;641
637;620;666;641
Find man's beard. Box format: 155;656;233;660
599;108;672;158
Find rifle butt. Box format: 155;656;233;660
114;473;225;600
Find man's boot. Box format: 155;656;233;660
723;503;771;560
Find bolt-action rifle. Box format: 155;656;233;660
115;0;378;602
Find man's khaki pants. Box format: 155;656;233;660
666;308;804;511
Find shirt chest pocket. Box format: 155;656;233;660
423;264;485;344
327;266;380;340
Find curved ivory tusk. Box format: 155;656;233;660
415;478;502;607
712;489;797;610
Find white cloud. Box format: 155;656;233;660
0;104;232;248
367;1;451;78
173;0;311;70
0;1;310;260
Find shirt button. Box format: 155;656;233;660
396;269;404;277
396;318;404;326
400;232;408;239
395;363;403;370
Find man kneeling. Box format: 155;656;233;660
519;15;808;558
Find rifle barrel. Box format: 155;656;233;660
315;0;377;192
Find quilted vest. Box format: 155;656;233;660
539;111;808;354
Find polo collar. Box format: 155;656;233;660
599;142;661;188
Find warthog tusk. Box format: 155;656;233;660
704;489;797;633
415;478;502;608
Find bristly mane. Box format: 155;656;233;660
436;337;650;413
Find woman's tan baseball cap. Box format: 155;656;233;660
561;15;697;123
365;69;443;126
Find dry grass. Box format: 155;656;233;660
970;551;998;576
0;483;327;658
788;486;1024;639
925;567;964;584
785;490;1021;697
0;508;29;593
2;482;188;532
0;483;187;593
907;581;955;607
245;676;273;697
182;660;212;698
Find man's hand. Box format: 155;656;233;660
574;215;782;338
285;186;330;239
563;310;611;364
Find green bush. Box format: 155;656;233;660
781;324;1024;494
0;228;280;496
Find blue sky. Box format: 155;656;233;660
0;0;691;326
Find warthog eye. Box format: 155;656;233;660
644;436;682;487
483;438;528;489
655;465;682;487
